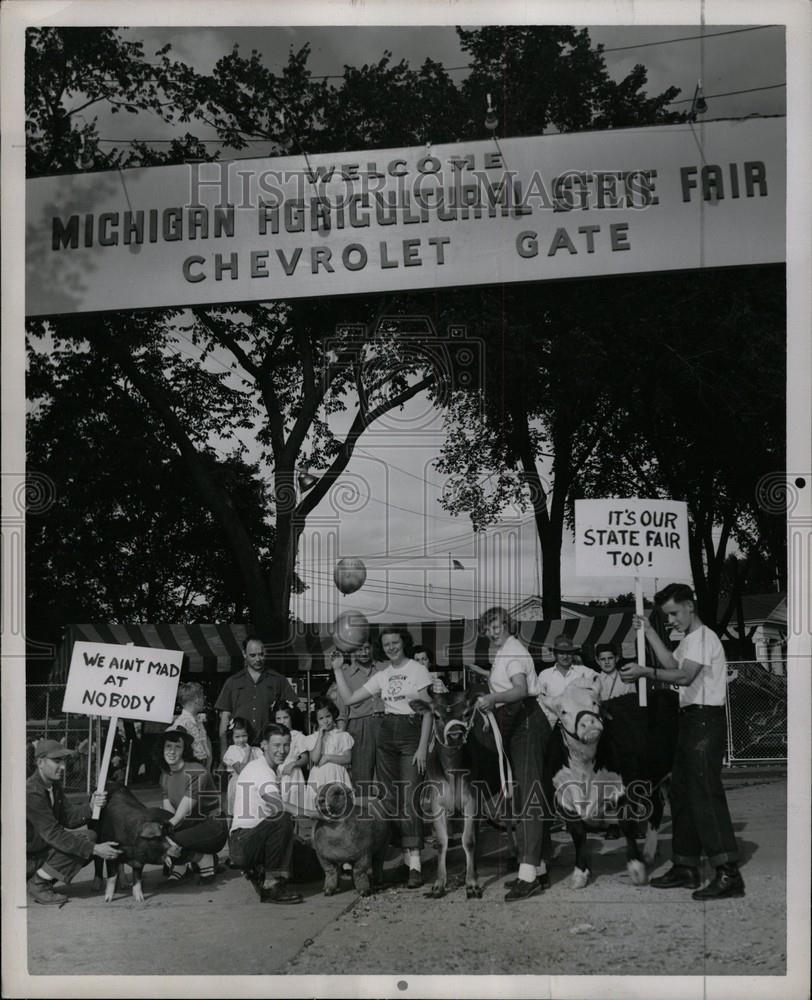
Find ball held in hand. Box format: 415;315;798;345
331;611;370;652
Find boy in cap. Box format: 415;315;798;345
536;635;596;727
26;739;122;905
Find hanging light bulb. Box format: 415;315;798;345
297;463;318;492
484;93;499;133
690;79;708;121
695;80;708;115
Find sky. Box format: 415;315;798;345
62;23;787;624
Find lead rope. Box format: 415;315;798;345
478;708;513;801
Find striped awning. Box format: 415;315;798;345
52;613;634;681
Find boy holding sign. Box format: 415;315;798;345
620;583;744;900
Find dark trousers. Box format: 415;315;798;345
498;698;552;867
172;816;229;858
670;706;738;869
347;715;383;789
27;833;96;884
376;714;424;849
229;814;295;879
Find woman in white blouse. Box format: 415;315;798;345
475;606;552;901
331;626;432;889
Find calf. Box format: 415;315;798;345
544;679;648;889
312;784;390;897
94;782;180;902
411;691;483;899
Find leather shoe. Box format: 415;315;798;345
505;877;543;902
505;872;550;891
650;865;700;889
260;883;304;904
692;867;745;901
27;877;66;906
406;869;423;889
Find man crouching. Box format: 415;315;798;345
229;723;321;904
26;740;122;905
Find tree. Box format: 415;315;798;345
26;329;284;648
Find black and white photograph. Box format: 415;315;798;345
2;1;810;996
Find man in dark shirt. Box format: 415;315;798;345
26;740;122;905
216;636;296;761
327;640;385;790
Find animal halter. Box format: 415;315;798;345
558;709;603;742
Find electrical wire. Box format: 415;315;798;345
94;78;787;147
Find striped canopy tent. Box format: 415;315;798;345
52;612;635;682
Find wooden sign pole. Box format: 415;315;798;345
635;577;648;708
92;715;119;820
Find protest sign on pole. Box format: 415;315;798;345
575;498;692;707
62;641;184;817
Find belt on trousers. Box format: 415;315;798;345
680;704;724;714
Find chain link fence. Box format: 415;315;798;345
725;661;787;765
26;684;95;791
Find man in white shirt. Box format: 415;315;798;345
229;723;320;904
621;583;743;900
536;635;596;727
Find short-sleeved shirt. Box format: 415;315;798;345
328;660;386;720
488;636;536;706
362;660;432;715
161;762;220;816
675;624;727;707
536;663;596;726
230;755;282;832
597;670;637;703
214;667;296;736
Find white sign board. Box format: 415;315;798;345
26;118;785;316
575;498;692;579
62;641;183;722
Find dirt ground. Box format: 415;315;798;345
24;774;786;980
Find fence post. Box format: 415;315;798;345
725;672;734;767
44;687;50;738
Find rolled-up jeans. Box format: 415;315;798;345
376;714;424;849
27;830;96;884
229;813;295;880
670;705;738;869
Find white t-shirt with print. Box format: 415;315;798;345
488;636;536;706
674;624;727;707
363;660;432;714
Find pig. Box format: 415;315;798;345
544;679;648;889
94;782;181;902
311;784;390;897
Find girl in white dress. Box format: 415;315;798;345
303;697;354;810
220;717;261;817
272;701;309;812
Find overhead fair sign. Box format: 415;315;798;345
62;641;183;722
574;498;692;580
26;118;784;316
